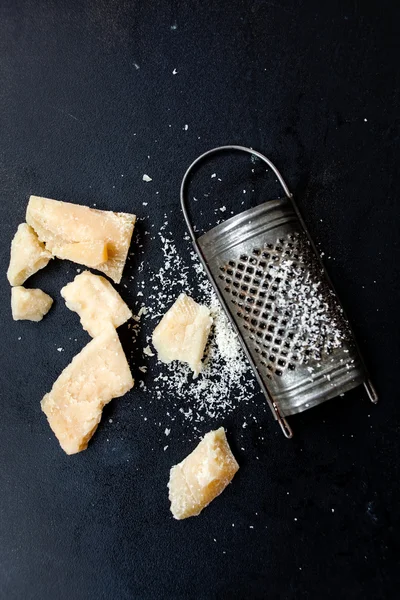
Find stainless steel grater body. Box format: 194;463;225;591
181;145;377;436
197;197;365;417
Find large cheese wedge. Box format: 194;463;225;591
41;325;134;455
61;271;132;337
7;223;53;286
26;196;136;283
152;293;212;377
168;428;239;519
11;286;53;321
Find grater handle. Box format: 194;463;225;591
180;146;294;438
180;145;292;244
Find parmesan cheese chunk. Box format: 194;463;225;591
11;286;53;321
26;196;136;283
152;293;212;377
168;427;239;519
61;271;132;337
7;223;53;286
51;241;108;268
41;325;134;455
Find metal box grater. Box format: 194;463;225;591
180;145;377;438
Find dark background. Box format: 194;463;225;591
0;1;399;599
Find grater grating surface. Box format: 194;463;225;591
217;231;351;378
181;145;378;436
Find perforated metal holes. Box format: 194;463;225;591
218;232;349;378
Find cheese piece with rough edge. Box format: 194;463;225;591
168;427;239;519
7;223;53;286
60;270;132;337
26;196;136;283
51;241;108;268
11;286;53;321
152;293;212;377
41;324;134;455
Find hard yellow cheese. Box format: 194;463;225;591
41;324;134;455
51;241;108;268
152;293;213;377
11;286;53;321
7;223;53;286
26;196;136;283
60;271;132;337
168;427;239;519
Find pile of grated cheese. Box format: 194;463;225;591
128;216;257;427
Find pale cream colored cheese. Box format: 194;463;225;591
41;324;134;455
152;293;213;377
168;427;239;519
61;271;132;337
51;240;108;268
26;195;136;283
7;223;53;286
11;286;53;321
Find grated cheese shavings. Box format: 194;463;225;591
129;217;257;427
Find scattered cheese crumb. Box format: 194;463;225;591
143;174;152;182
11;287;53;322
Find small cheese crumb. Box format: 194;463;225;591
143;345;155;357
11;287;53;322
143;174;152;182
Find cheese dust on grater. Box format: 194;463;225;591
128;215;257;429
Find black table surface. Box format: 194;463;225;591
1;1;399;599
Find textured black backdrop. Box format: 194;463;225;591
0;1;399;599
